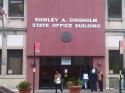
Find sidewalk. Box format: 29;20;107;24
34;89;125;93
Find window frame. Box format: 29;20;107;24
107;0;122;20
8;0;24;18
109;50;123;74
7;49;23;75
0;0;3;8
0;50;1;75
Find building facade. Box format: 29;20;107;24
27;0;105;89
105;0;125;89
0;0;27;88
0;0;124;90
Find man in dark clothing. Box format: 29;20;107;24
90;68;98;91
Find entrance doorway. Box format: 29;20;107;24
39;56;93;89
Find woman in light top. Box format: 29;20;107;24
83;72;89;89
54;71;63;93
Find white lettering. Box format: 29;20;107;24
34;18;59;22
32;17;101;30
69;18;97;23
52;24;72;28
62;18;67;22
32;23;36;27
75;24;100;28
32;23;49;27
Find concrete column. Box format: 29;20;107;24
105;48;110;89
122;0;125;29
122;33;125;68
123;0;125;68
23;32;26;75
1;33;7;75
1;12;7;75
0;0;8;75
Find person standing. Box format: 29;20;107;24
54;71;63;93
98;70;103;92
83;72;89;89
90;68;98;92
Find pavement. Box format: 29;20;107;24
0;86;15;93
26;89;125;93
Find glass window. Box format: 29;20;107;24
109;50;123;74
0;0;3;16
0;0;3;8
0;50;1;74
8;0;24;17
108;0;122;18
40;57;61;66
7;50;23;75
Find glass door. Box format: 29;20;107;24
39;56;93;89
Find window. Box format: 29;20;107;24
0;0;3;17
109;50;123;74
0;0;3;8
9;0;24;17
7;50;23;74
108;0;122;18
0;50;1;74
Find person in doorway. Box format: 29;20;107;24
90;68;98;92
98;70;103;92
83;71;89;89
54;71;63;93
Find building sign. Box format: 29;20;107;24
35;42;40;53
32;17;101;29
27;0;105;56
61;57;71;65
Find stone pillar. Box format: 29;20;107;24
1;14;7;75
